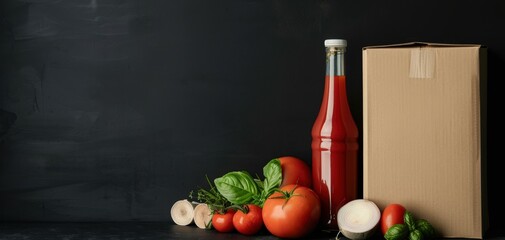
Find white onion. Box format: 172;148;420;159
193;203;212;229
337;199;381;239
170;199;195;226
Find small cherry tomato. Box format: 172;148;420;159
232;204;263;235
212;209;236;233
381;203;406;235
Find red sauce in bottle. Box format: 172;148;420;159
311;39;359;231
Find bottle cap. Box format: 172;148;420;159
324;39;347;47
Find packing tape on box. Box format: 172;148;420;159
409;47;436;79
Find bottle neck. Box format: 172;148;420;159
326;46;345;76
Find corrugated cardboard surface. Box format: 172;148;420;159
363;43;487;239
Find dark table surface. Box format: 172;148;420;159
0;222;504;240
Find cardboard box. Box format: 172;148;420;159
362;42;487;239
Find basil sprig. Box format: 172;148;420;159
214;171;260;205
214;158;282;207
385;211;436;240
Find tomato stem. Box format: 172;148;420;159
234;204;250;214
268;185;301;209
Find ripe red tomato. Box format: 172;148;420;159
232;204;263;235
381;203;406;235
278;156;312;188
212;209;236;233
262;184;321;238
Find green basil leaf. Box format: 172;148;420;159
409;229;424;240
416;219;435;238
384;224;409;240
214;171;259;205
404;211;416;232
262;158;282;193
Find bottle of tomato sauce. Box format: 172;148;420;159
311;39;359;231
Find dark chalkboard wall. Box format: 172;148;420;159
0;0;500;229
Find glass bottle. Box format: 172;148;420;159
311;39;359;230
